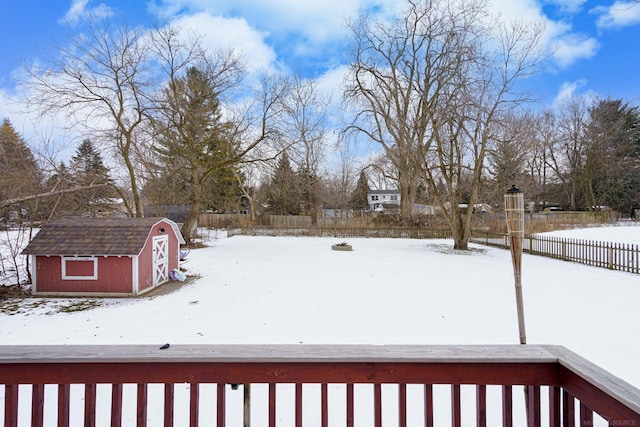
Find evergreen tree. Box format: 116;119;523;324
70;139;111;181
267;152;301;215
298;166;318;221
152;66;242;240
348;170;370;211
583;99;640;215
0;119;41;218
68;139;117;216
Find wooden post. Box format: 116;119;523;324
505;185;530;426
505;185;527;345
244;383;251;427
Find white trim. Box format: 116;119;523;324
61;256;98;280
30;255;37;293
31;291;135;297
152;235;169;287
132;255;139;294
152;218;186;245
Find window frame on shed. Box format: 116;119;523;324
61;256;98;280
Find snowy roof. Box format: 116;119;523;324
21;217;184;256
368;189;400;195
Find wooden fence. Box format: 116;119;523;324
199;214;250;228
202;211;622;231
471;231;640;274
227;227;452;239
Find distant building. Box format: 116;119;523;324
368;189;400;213
144;205;191;224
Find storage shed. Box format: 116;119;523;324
21;217;186;296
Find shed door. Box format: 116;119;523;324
153;235;169;287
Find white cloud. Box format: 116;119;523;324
542;0;587;14
60;0;89;25
552;79;598;109
480;0;600;71
169;12;279;73
553;79;586;106
59;0;114;26
151;0;387;47
488;0;548;22
592;1;640;29
315;65;348;97
550;33;600;68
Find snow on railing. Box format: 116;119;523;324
1;344;639;426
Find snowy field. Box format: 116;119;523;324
538;223;640;245
1;225;639;425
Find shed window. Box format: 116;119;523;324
62;256;98;280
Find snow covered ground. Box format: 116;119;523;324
1;224;639;425
538;223;640;245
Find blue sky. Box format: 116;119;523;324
1;0;640;143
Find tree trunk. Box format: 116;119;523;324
181;209;199;245
398;171;416;223
121;137;143;217
181;169;203;244
452;211;469;250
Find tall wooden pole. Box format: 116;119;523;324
505;185;531;426
505;185;527;345
244;383;251;427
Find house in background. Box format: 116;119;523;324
143;205;191;224
368;189;401;213
21;217;185;297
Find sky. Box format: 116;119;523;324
1;225;639;424
1;0;640;148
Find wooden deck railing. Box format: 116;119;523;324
1;345;639;426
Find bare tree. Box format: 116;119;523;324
527;110;558;212
322;139;361;217
23;13;153;216
347;0;544;248
280;76;331;224
344;4;426;222
546;96;590;211
486;112;537;205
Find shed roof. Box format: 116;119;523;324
21;217;185;256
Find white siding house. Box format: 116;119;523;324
368;189;401;212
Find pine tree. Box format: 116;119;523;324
70;139;111;181
583;99;640;215
152;66;242;241
348;170;370;212
267;152;301;215
68;139;117;216
0;119;41;216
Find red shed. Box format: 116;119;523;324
21;217;186;296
